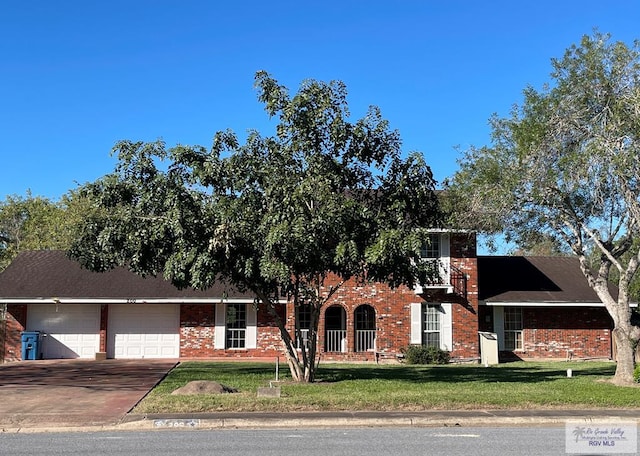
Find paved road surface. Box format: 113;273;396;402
0;426;610;456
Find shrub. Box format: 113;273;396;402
634;364;640;383
402;345;450;365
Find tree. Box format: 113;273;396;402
0;191;89;270
508;232;571;256
69;71;441;382
445;32;640;384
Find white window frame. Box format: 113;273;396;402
422;304;441;348
419;233;451;288
226;303;247;349
214;303;257;350
410;302;452;351
503;307;523;351
420;233;441;259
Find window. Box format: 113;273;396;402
354;305;376;352
324;305;346;352
410;302;451;350
226;303;246;349
422;304;441;347
504;307;523;351
296;304;312;350
420;233;440;259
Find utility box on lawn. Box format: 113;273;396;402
478;331;499;366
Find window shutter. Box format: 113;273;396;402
246;304;257;349
440;303;453;351
410;303;422;344
214;304;226;349
441;233;450;258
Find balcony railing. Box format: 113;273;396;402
355;329;376;352
449;264;467;297
416;260;467;299
325;329;347;352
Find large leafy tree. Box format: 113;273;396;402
69;71;440;382
0;191;89;270
445;32;640;384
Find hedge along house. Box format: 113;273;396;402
477;256;616;361
0;231;481;363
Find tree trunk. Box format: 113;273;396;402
260;297;318;383
612;326;636;385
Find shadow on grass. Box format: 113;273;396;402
172;361;616;385
315;363;616;384
165;362;281;385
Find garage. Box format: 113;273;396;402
107;304;180;359
27;304;101;359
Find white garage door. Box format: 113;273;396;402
27;304;101;359
108;304;179;359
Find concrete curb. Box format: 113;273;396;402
3;410;639;434
119;410;640;431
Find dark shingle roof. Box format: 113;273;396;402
0;250;254;300
478;256;606;303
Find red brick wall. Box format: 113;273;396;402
179;304;284;358
254;304;286;357
180;304;216;358
317;276;419;362
2;305;26;362
450;233;479;359
280;232;481;362
512;307;613;359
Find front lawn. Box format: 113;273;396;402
134;361;640;414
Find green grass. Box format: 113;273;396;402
134;361;640;414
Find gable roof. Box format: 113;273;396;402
477;256;609;305
0;250;255;302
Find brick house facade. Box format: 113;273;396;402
477;256;614;362
0;234;616;363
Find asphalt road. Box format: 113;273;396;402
0;426;595;456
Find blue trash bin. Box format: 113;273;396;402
21;331;42;360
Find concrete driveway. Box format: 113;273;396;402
0;359;177;429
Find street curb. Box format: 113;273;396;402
3;411;639;433
118;411;640;431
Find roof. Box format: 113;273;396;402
0;250;256;302
477;256;610;304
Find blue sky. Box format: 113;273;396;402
2;1;640;201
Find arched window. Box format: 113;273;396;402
324;305;346;352
354;305;376;352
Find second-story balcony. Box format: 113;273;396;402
414;258;467;299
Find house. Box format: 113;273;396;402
477;256;614;360
0;232;615;363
